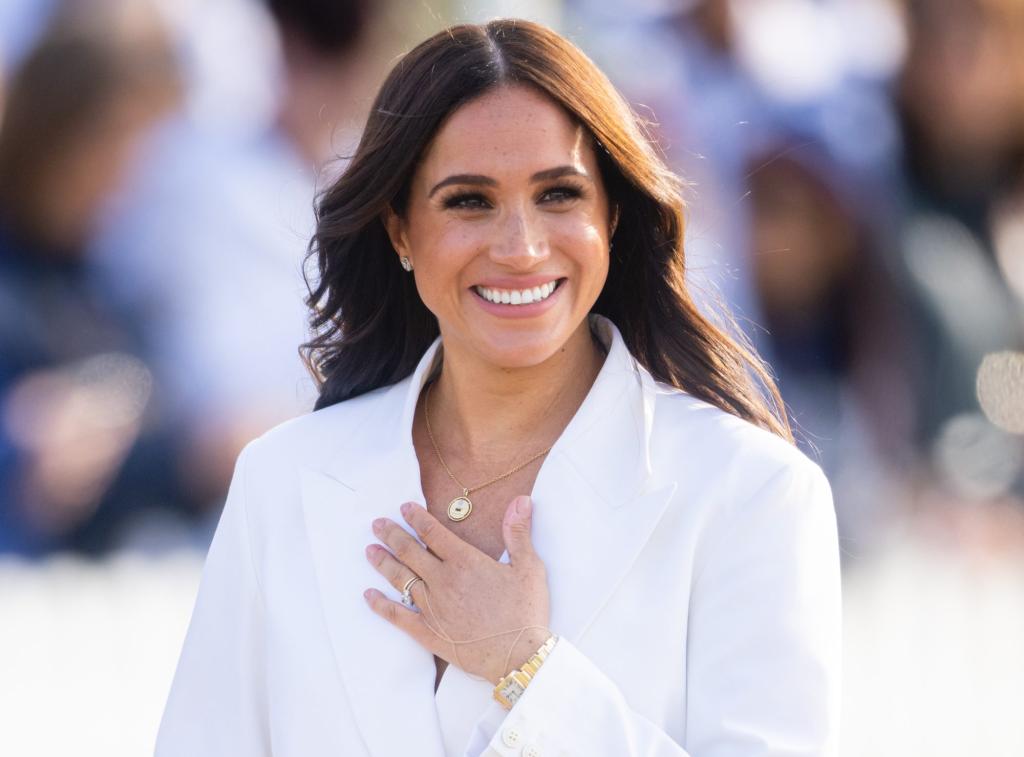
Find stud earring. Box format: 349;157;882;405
400;256;413;272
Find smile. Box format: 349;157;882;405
473;279;562;305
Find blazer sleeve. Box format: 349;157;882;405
475;458;842;757
154;439;271;756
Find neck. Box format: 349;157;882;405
427;321;605;462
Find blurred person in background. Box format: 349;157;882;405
745;111;916;559
0;0;182;556
91;0;380;533
895;0;1024;525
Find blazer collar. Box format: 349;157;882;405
299;315;677;756
318;314;660;505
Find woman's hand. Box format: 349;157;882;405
364;495;551;685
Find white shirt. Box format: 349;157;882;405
156;316;842;756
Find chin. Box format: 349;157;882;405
475;334;567;369
467;313;593;370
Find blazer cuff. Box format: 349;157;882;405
480;636;688;757
481;635;571;756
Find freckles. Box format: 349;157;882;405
550;216;606;248
443;224;484;246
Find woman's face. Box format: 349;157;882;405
386;84;614;369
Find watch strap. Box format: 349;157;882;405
493;634;558;710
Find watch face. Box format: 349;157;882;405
498;678;525;704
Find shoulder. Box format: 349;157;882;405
647;381;830;513
644;386;838;587
241;380;402;476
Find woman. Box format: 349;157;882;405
156;19;840;757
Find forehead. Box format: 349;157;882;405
417;85;595;180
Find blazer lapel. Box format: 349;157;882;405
300;466;447;757
533;462;678;645
531;316;679;645
300;340;447;757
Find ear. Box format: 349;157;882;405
383;206;411;261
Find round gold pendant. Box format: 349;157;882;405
447;496;473;522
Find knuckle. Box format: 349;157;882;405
509;521;531;538
393;537;415;562
418;516;438;540
446;552;472;573
518;557;545;578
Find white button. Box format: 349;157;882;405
522;745;541;757
501;727;522;747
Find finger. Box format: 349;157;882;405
363;588;434;645
372;516;441;577
364;543;421;595
364;545;439;624
364;546;451;640
502;495;538;566
400;502;474;562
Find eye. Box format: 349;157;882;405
442;191;491;210
539;184;584;204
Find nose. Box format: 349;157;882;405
489;206;549;270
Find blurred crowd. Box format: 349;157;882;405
0;0;1021;562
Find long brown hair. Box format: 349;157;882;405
302;19;792;441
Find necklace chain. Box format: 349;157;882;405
424;381;554;497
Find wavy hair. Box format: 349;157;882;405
301;19;792;441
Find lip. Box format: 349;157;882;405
469;277;566;319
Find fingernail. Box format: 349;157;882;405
400;502;412;516
516;496;532;518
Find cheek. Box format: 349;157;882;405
427;225;485;274
410;223;482;303
551;215;610;280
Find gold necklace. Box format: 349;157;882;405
423;382;553;522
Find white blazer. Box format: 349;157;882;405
156;316;841;756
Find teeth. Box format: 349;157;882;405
475;280;559;306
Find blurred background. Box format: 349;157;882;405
0;0;1021;754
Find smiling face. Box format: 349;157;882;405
386;84;615;370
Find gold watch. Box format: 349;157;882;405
493;634;559;710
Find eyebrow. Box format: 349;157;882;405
427;165;591;198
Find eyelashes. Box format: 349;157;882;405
442;191;490;210
439;183;586;211
541;184;584;203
